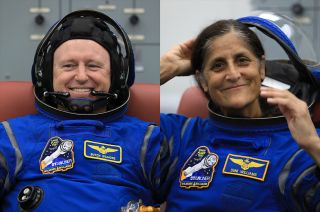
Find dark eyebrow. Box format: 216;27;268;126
206;51;252;67
208;57;225;65
212;57;225;62
235;53;245;57
234;52;251;58
210;51;249;62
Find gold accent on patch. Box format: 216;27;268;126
222;154;269;181
230;158;265;170
179;146;219;189
88;145;119;155
39;136;75;174
84;140;122;164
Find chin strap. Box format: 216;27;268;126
43;90;118;113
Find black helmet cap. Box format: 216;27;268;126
32;10;135;118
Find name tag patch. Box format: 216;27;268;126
40;136;75;174
180;146;219;189
223;154;269;181
84;140;122;164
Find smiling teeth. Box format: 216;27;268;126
71;88;92;92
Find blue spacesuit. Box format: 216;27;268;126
161;13;320;212
1;107;161;211
161;111;320;211
0;10;162;211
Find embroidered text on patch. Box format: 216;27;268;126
39;136;75;174
180;146;219;189
222;154;269;181
84;140;122;163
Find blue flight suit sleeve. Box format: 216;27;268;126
0;121;22;197
160;113;190;141
158;113;193;201
138;124;164;204
138;114;193;203
279;130;320;212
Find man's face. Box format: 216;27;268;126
53;39;111;100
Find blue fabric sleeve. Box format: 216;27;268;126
158;113;192;201
282;148;320;211
137;124;163;204
0;123;16;197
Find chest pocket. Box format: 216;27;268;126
45;120;123;178
211;134;270;157
50;120;110;137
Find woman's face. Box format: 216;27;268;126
199;32;265;117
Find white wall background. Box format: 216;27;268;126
160;0;254;113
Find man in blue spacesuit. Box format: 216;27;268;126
160;14;320;211
0;10;162;211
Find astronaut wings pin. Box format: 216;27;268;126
222;154;270;181
84;140;122;163
180;146;218;189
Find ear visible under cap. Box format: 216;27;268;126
195;70;208;92
259;56;266;80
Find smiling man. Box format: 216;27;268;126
53;39;111;100
53;39;112;112
37;11;125;115
0;10;163;211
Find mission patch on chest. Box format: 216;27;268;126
179;146;219;189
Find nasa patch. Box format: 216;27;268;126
39;136;74;174
180;146;219;189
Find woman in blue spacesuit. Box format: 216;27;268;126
0;10;162;211
160;16;320;211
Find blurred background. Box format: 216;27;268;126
1;0;319;114
160;0;320;113
0;0;159;84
